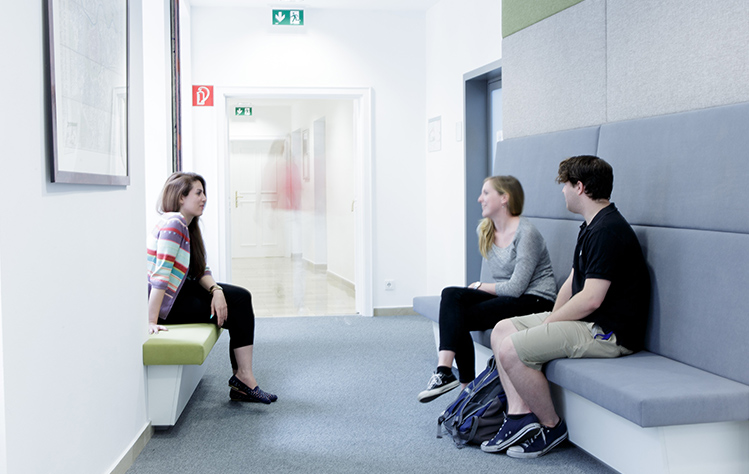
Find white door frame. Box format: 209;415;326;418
214;87;373;317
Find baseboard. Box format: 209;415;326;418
108;422;153;474
373;306;418;316
302;258;327;273
326;270;354;289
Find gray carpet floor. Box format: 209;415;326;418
127;315;616;474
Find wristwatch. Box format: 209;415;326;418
209;284;223;295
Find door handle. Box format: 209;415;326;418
235;191;239;208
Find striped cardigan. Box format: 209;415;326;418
147;212;211;320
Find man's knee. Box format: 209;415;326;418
490;318;517;350
497;335;521;369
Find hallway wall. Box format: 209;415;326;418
0;1;168;473
188;7;427;309
292;100;355;283
424;0;503;294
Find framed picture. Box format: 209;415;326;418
302;129;310;181
47;0;130;185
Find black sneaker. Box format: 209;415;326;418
417;368;459;403
506;419;568;458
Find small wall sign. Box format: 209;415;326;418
193;85;213;106
235;107;253;116
272;9;304;26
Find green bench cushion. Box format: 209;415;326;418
143;324;221;365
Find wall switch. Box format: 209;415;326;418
384;279;395;291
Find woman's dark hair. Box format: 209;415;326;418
556;155;613;201
159;172;208;279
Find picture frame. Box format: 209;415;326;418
47;0;130;185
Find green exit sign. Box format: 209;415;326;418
272;9;304;26
235;107;252;116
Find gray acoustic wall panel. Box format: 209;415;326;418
599;102;749;234
607;0;749;122
503;0;606;139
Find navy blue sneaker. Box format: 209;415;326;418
506;419;568;458
480;413;541;453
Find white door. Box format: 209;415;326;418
230;139;287;258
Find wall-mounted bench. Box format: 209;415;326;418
142;324;221;427
415;102;749;473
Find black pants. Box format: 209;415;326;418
159;278;255;370
438;286;554;383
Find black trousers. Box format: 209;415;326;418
438;286;554;383
159;278;255;370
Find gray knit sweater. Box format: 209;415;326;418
482;217;557;301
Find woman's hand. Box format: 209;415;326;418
468;281;483;291
211;290;228;327
149;323;168;334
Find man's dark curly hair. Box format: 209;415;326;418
556;155;613;201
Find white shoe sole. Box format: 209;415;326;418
505;431;568;458
417;379;459;403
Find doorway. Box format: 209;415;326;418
229;138;288;259
464;61;502;283
218;90;372;317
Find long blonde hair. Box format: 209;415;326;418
478;175;524;259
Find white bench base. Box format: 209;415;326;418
432;321;749;473
146;362;208;427
552;383;749;474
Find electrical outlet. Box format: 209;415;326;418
384;279;395;291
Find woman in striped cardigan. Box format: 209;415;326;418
147;172;277;404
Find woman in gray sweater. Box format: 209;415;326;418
418;176;557;403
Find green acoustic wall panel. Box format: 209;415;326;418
503;0;585;37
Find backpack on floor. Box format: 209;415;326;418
436;355;507;448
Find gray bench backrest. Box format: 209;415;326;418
489;103;749;387
597;103;749;386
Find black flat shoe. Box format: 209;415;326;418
228;375;277;404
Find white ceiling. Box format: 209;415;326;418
188;0;441;11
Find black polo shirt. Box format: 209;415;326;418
572;204;650;352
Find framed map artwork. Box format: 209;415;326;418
47;0;129;185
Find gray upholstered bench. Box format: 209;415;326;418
415;102;749;473
143;324;222;427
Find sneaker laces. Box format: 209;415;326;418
427;372;443;388
520;427;546;449
488;417;509;443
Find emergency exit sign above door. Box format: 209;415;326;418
235;107;252;116
272;9;304;26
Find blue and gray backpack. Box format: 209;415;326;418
437;356;507;448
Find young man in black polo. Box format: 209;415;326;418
481;155;650;458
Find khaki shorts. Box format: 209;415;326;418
509;312;633;371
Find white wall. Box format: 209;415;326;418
291;100;355;282
0;258;5;474
0;1;164;472
424;0;502;294
143;0;175;234
189;7;427;309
